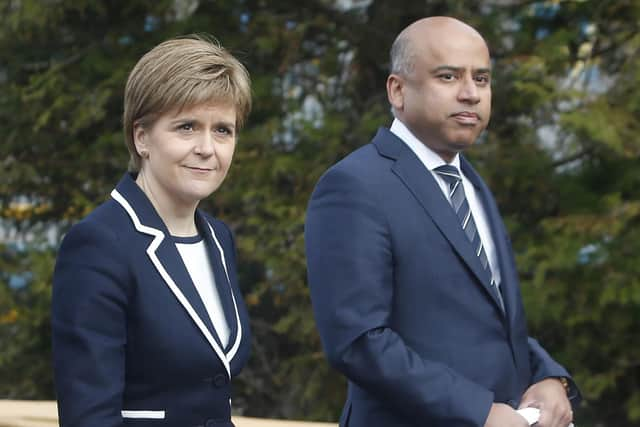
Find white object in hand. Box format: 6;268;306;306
516;407;575;427
517;407;540;425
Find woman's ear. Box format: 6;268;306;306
133;122;149;159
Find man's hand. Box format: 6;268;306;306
484;403;529;427
519;378;573;427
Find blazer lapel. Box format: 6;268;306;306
110;173;233;377
196;213;239;353
154;236;225;349
201;219;244;362
462;158;520;323
373;129;502;313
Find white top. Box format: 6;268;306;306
390;118;502;286
175;236;230;347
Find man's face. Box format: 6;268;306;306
393;29;492;161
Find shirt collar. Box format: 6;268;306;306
390;118;461;170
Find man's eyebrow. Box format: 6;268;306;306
475;67;492;74
431;65;463;73
430;65;492;74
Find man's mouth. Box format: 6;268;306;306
451;111;480;119
451;111;481;124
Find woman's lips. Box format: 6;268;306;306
185;166;214;173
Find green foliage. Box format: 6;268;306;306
1;0;640;425
0;245;55;399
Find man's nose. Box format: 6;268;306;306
458;77;480;104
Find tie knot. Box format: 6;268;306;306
434;164;461;186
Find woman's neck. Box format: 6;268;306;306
135;173;198;237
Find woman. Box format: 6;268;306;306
51;35;252;427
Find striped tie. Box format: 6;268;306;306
434;164;505;312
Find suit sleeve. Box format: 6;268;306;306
305;167;494;426
527;337;581;406
52;221;128;427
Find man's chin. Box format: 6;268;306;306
448;139;477;153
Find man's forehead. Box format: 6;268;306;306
404;19;489;59
403;16;485;41
417;42;490;70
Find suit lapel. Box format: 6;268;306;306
374;129;503;314
462;159;519;323
110;173;233;377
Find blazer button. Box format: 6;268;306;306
213;373;228;387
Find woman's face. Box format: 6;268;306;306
134;102;237;211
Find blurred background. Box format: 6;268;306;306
0;0;639;425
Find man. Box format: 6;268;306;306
305;17;580;427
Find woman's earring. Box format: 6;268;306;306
140;150;149;159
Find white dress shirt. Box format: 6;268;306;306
175;235;230;347
390;118;502;287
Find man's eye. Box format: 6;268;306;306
439;73;455;81
475;75;490;84
178;123;194;132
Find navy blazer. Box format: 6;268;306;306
52;173;251;427
305;128;579;427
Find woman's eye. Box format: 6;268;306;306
178;122;194;132
216;126;235;136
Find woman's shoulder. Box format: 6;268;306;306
60;198;132;251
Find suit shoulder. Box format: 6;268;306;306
317;144;384;186
335;142;383;171
315;139;397;196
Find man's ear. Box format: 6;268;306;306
386;74;405;112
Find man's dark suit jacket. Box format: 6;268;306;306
52;173;251;427
305;128;579;427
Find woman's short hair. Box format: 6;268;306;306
123;35;252;171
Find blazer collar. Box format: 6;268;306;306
374;129;506;316
112;172;168;233
110;173;243;376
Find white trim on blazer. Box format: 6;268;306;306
111;189;242;378
207;223;243;361
121;410;165;419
